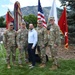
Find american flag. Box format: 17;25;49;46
37;0;47;28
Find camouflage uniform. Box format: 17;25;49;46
3;29;17;65
36;26;46;64
17;28;28;64
45;23;61;66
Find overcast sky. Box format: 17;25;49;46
0;0;61;16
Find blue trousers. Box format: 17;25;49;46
28;44;36;66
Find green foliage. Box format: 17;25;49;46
1;57;75;75
23;14;37;28
59;0;75;10
0;17;6;27
0;44;75;75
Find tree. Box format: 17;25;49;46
59;0;75;10
0;17;6;27
23;14;37;28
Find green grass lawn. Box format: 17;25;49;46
0;44;75;75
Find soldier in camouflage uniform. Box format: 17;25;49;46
36;20;46;68
45;17;61;70
3;22;17;69
17;22;28;67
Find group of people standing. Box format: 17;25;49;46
3;16;61;70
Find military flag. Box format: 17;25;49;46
6;10;14;29
14;1;22;31
37;0;47;27
48;0;58;25
58;7;68;49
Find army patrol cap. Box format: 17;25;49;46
49;17;55;21
22;22;26;25
9;22;13;26
37;20;42;24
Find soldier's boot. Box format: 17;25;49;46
49;65;58;70
12;61;17;66
39;63;43;66
13;63;17;66
25;58;29;63
7;64;11;69
39;63;46;68
19;64;23;67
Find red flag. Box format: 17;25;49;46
6;11;14;29
58;7;68;48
